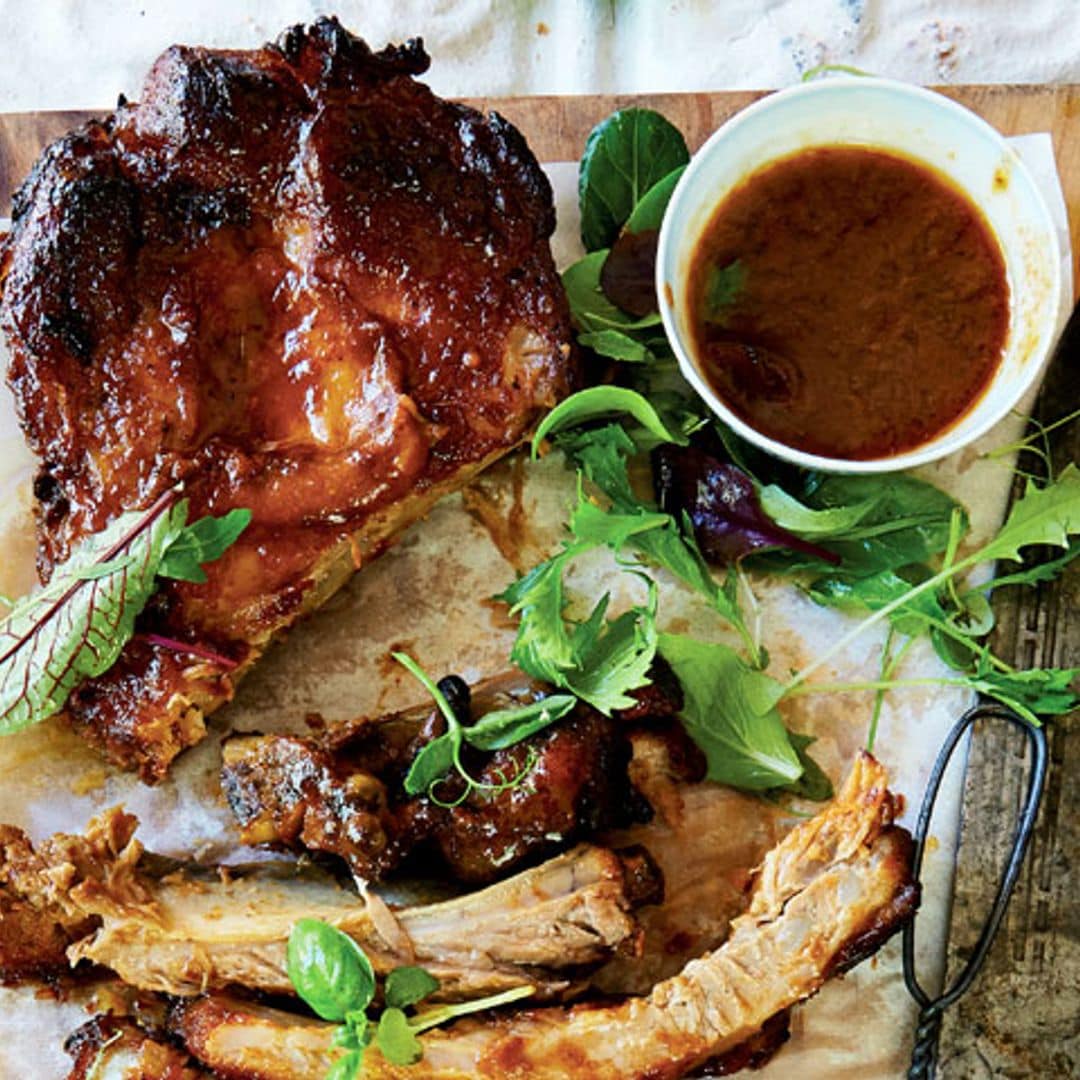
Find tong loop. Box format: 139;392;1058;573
903;702;1048;1080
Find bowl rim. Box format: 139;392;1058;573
655;75;1064;475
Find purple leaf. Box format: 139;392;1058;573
654;445;841;565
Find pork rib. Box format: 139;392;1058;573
0;17;574;781
171;755;918;1080
0;807;654;1001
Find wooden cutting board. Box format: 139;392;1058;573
3;85;1080;289
0;87;1076;1078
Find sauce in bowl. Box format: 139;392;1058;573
686;146;1010;460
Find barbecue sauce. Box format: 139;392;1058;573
687;146;1009;460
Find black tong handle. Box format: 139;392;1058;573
904;702;1048;1079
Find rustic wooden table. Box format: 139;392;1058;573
0;85;1075;1077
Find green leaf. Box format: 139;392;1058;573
758;484;880;538
0;493;188;736
158;507;252;583
970;665;1079;724
658;633;802;789
577;329;656;363
578;108;690;251
325;1050;365;1080
981;537;1080;592
498;547;583;685
376;1008;423;1066
384;965;439;1010
498;547;657;716
783;733;834;801
286;919;375;1023
556;423;639;505
562;251;662;335
570;497;671;549
465;695;578;751
569;593;658;714
402;731;460;796
981;463;1080;563
625;165;687;234
533;387;687;458
701;260;745;324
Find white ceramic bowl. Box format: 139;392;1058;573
656;77;1063;473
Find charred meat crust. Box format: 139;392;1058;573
64;1014;205;1080
221;671;687;886
0;15;575;781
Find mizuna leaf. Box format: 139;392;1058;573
980;462;1080;562
0;491;187;735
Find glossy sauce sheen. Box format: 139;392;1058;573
688;146;1010;460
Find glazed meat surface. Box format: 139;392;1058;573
0;17;574;780
221;672;683;885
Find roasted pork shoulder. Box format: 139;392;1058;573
167;756;918;1079
0;17;575;781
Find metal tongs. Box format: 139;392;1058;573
903;702;1048;1079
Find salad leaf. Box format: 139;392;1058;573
578;108;689;251
158;507;252;583
658;632;803;789
654;445;839;564
532;386;688;455
287;919;375;1023
577;329;657;364
464;694;577;751
980;463;1080;561
563;250;662;334
286;920;530;1079
498;551;658;715
787;465;1080;698
0;493;249;736
625;165;687;233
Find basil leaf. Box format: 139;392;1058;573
158;507;252;583
465;695;577;752
658;633;802;789
532;387;687;456
563;251;663;334
625;165;687;234
579;108;690;251
376;1007;423;1066
286;919;375;1022
577;329;656;364
384;966;441;1010
325;1050;365;1080
403;731;459;796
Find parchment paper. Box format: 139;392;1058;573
0;134;1069;1079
